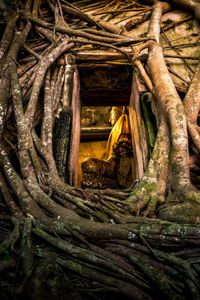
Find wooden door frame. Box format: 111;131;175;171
68;67;81;186
67;58;148;186
129;71;149;181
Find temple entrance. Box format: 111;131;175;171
67;64;148;188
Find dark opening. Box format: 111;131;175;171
78;64;132;106
77;64;136;189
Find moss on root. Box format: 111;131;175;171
158;201;200;224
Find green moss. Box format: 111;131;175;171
175;113;183;121
140;94;157;151
138;180;157;192
53;221;66;231
171;162;185;175
170;161;187;185
159;201;200;224
64;259;82;273
186;22;194;31
176;103;185;114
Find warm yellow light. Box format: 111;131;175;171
105;113;130;159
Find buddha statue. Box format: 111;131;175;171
81;106;135;189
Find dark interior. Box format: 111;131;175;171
79;64;132;106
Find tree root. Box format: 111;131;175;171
159;200;200;224
129;255;183;300
126;180;159;217
126;115;169;217
158;186;200;224
21;218;34;278
0;218;21;255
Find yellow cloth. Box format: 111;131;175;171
105;113;130;159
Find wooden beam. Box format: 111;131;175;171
129;71;149;180
69;68;81;186
57;48;132;63
81;127;111;141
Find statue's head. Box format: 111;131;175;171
109;106;123;126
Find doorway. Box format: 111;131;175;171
68;64;146;189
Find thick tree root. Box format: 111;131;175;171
126;115;169;217
126;180;160;217
1;216;200;299
159;200;200;224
